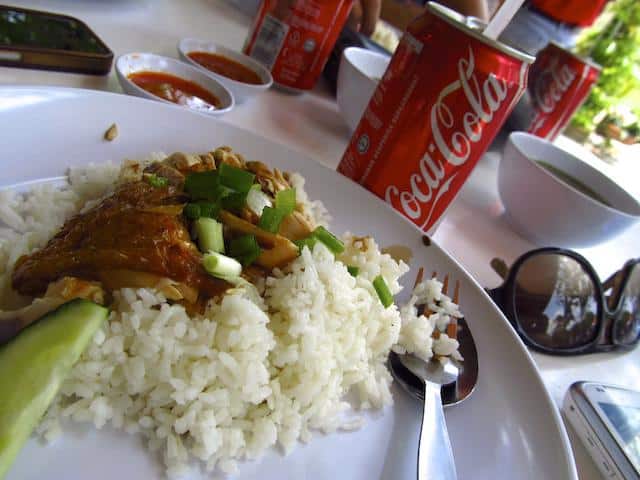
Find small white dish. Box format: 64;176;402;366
499;132;640;247
115;52;234;115
337;47;390;132
178;38;272;104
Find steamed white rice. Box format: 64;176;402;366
0;156;461;477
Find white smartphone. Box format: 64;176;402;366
563;381;640;480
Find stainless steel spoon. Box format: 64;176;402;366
398;354;459;480
390;315;478;406
388;274;479;480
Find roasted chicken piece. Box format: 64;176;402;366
12;179;229;301
11;148;314;311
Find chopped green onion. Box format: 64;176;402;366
275;188;296;215
258;206;285;233
229;235;259;254
183;203;201;220
184;171;220;200
185;201;219;220
239;251;261;267
294;227;344;256
196;201;219;219
246;187;272;216
347;266;360;277
146;174;168;188
312;226;345;255
253;188;297;233
203;252;242;278
218;163;255;193
229;235;261;266
373;275;394;308
221;192;248;213
294;236;318;252
194;218;225;253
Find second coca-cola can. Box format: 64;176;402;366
337;3;533;234
526;42;601;140
243;0;353;91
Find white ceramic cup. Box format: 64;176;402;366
337;47;390;132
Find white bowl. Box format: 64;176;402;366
498;132;640;247
178;38;272;104
115;52;234;115
337;47;390;132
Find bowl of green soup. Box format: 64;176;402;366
498;132;640;247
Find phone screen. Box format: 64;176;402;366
599;402;640;471
0;7;109;54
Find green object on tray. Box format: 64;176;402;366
0;299;108;479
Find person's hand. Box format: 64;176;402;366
348;0;382;36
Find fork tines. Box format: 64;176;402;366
413;270;461;340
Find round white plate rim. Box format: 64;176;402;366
0;85;578;480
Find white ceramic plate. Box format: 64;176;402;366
0;87;577;480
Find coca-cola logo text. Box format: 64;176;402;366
533;58;576;114
385;47;510;227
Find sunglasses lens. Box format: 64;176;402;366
613;263;640;345
513;253;599;349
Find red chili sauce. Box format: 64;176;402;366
187;52;263;85
128;71;221;112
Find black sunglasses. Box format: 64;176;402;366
486;247;640;355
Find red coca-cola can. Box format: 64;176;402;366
526;42;601;140
243;0;353;91
337;3;533;234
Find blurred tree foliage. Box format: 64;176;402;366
571;0;640;134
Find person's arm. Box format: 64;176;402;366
438;0;489;20
348;0;382;36
352;0;490;35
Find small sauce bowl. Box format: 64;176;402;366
115;52;234;115
178;39;272;104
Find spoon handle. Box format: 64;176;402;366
418;380;458;480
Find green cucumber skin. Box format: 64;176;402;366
0;299;108;479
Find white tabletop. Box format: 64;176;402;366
2;1;639;478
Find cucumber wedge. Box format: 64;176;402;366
0;299;108;478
